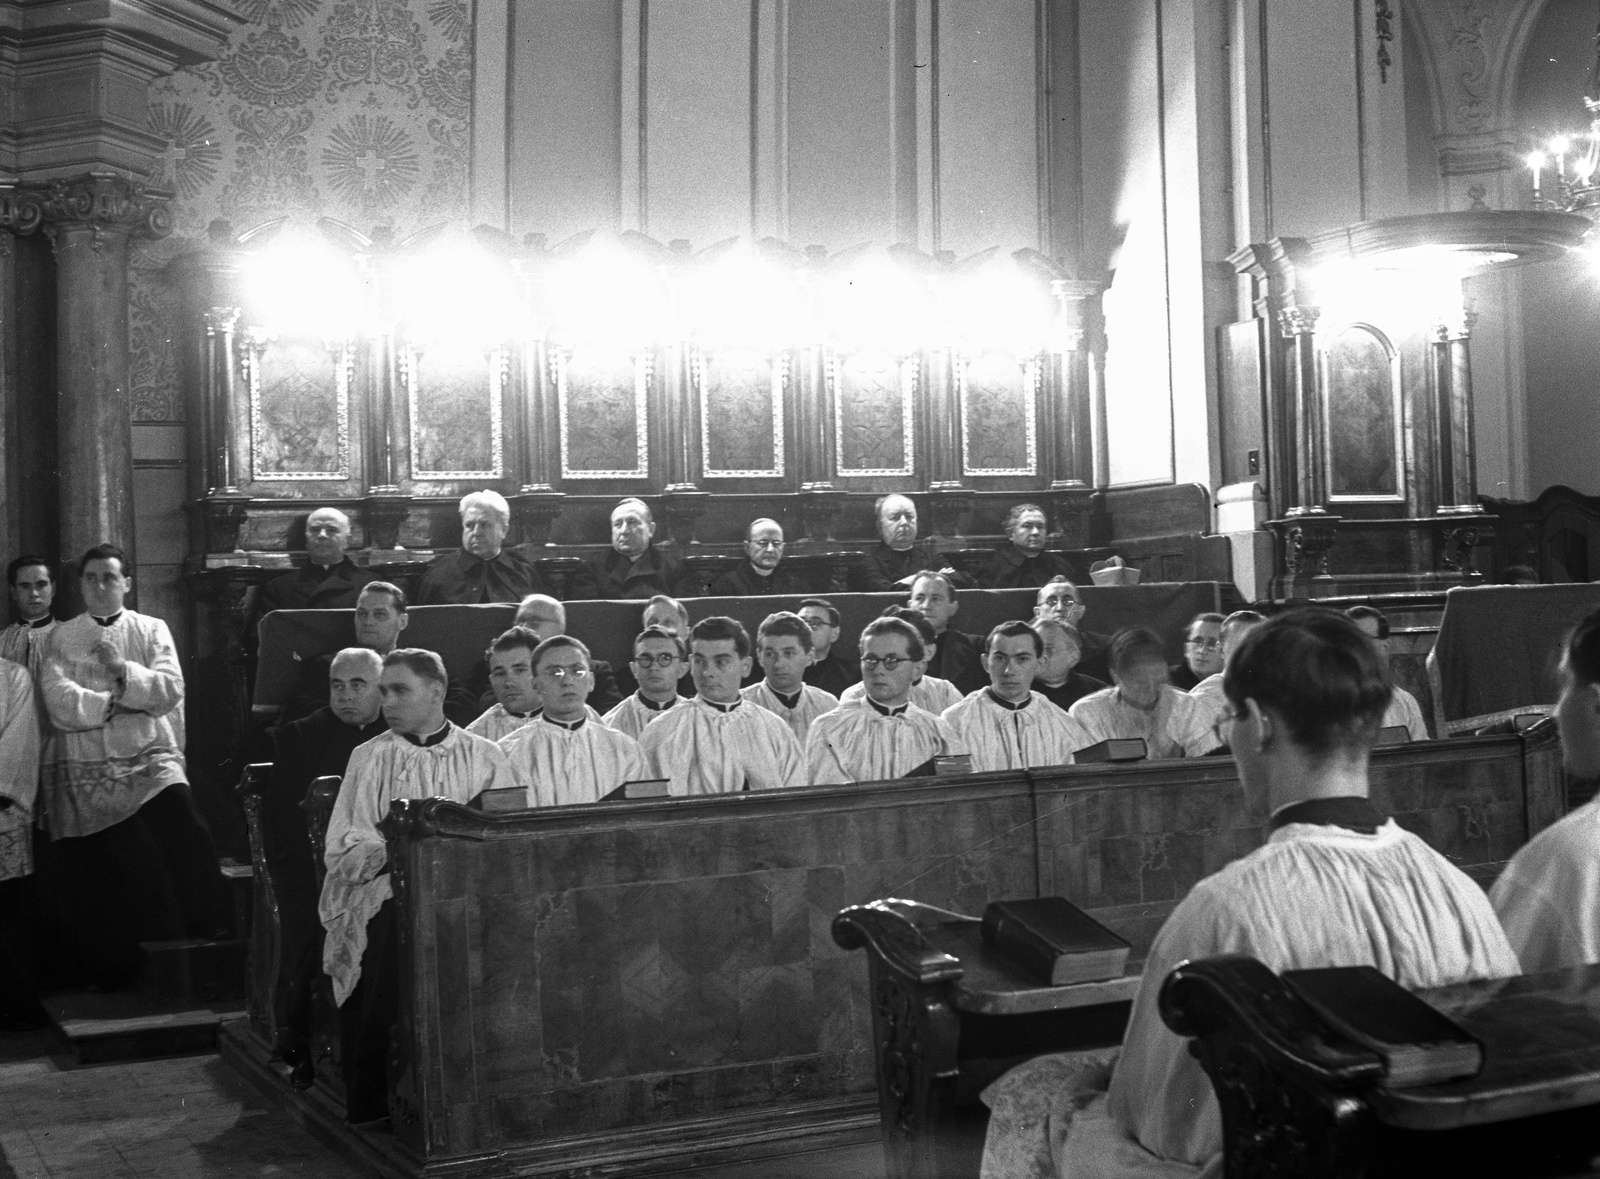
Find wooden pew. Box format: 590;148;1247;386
236;763;281;1050
220;725;1561;1179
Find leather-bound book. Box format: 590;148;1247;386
603;778;671;801
981;896;1131;986
1283;965;1483;1087
1072;737;1147;763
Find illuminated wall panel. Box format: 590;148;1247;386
555;349;651;481
246;338;351;481
959;351;1039;477
830;350;916;478
404;347;506;481
695;349;786;479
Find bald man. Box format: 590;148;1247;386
710;519;806;597
262;647;388;1089
570;498;686;600
856;494;942;592
257;508;376;615
511;594;624;711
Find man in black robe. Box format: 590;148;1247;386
258;508;375;616
569;498;686;600
799;598;859;697
262;647;386;1089
907;570;985;694
979;503;1074;588
415;490;542;605
509;594;624;712
855;494;941;591
710;518;807;597
1030;617;1107;711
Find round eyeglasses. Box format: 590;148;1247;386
633;653;682;668
861;655;909;671
538;665;590;680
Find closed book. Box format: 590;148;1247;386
1283;965;1483;1088
1073;737;1147;763
470;787;528;813
981;896;1131;986
1375;726;1412;746
603;778;671;801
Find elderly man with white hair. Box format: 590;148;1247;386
416;490;543;605
570;497;686;600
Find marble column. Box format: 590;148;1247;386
36;174;170;567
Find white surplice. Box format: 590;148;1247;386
0;617;57;683
498;713;643;808
740;681;840;744
1069;685;1218;759
843;673;962;715
1384;685;1430;741
940;689;1091;771
1041;819;1518;1179
636;696;805;795
0;661;41;881
465;703;537;743
602;692;682;741
319;725;513;1005
1491;796;1600;972
805;696;964;784
40;611;186;838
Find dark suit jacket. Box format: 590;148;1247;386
1170;663;1201;691
856;542;941;592
259;558;376;614
415;548;544;605
708;561;808;598
927;628;986;696
804;650;859;698
569;546;685;600
978;546;1075;589
281;652;480;729
1036;672;1108;713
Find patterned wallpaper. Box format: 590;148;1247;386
129;0;473;423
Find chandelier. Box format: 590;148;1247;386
1526;11;1600;215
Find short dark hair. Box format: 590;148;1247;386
488;626;541;661
861;616;925;662
1187;612;1226;635
1225;609;1392;756
80;543;130;579
879;605;936;649
360;580;409;612
1003;503;1046;533
691;615;751;659
1567;607;1600;686
909;570;956;599
1225;609;1267;628
6;555;53;587
383;648;447;689
798;597;840;628
757;611;813;653
988;620;1043;657
1108;626;1167;673
634;625;687;660
532;634;590;672
1344;605;1390;640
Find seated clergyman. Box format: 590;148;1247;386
978;502;1073;589
941;621;1089;771
908;570;985;694
740;612;839;743
806;616;964;784
710;519;805;596
1346;605;1429;740
498;636;642;808
1029;617;1106;712
604;627;689;739
1491;606;1600;971
415;490;542;605
570;498;686;600
466;627;543;743
842;607;962;715
1188;610;1267;729
982;611;1519;1177
319;648;516;1127
636;616;804;795
1171;612;1224;690
798;597;858;697
511;594;623;712
1069;626;1217;758
1032;575;1111;680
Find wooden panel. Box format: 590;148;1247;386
1218;319;1266;488
959;351;1039;477
555;348;650;480
403;346;506;480
245;338;351;481
1324;323;1402;501
695;348;786;479
830;350;916;477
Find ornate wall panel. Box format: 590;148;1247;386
830;349;916;477
402;345;506;480
958;350;1039;477
695;349;786;479
555;348;650;480
245;337;351;481
1322;323;1403;501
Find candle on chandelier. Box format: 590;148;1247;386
1527;151;1546;202
1553;136;1572;181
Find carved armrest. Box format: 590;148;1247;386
1159;955;1384;1089
300;775;342;891
237;761;273;871
832;899;965;987
536;556;583;600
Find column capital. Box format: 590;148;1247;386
29;173;173;247
1276;306;1320;338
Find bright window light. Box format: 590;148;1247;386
238;230;366;343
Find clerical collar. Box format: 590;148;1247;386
1269;796;1386;835
699;696;741;714
25;615;51;629
770;686;803;710
92;612;123;628
401;723;451;748
986;689;1031;712
637;692;677;712
542;713;586;732
867;697;908;718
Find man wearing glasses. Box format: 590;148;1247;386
636;616;805;795
799;598;859;697
710;519;805;597
498;636;642;808
604;626;691;740
805;616;964;784
1172;612;1225;690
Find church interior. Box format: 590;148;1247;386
13;0;1600;1177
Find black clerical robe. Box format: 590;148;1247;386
1169;663;1201;691
708;560;807;598
569;546;685;600
282;652;480;729
804;650;860;698
415;548;543;605
1035;671;1108;712
855;541;940;592
978;546;1076;589
259;558;375;614
927;628;986;695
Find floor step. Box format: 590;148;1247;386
43;989;246;1065
138;936;249;1006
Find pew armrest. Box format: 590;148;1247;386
832;900;966;987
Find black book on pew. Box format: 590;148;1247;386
603;778;671;801
471;787;528;813
1283;965;1483;1088
1073;738;1147;763
980;896;1131;986
1375;726;1412;746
